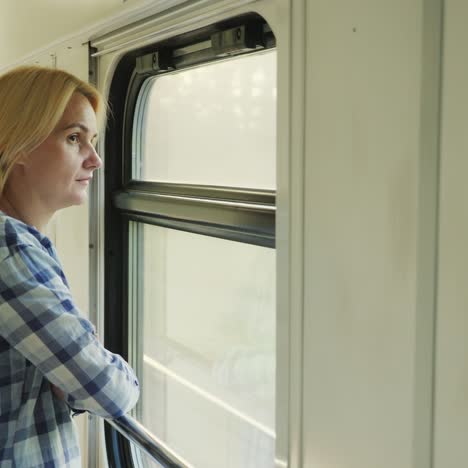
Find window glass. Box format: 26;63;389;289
134;223;276;468
130;444;165;468
134;50;276;189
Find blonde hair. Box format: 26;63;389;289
0;65;106;194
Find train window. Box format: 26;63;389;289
131;223;275;467
104;14;276;468
132;50;276;189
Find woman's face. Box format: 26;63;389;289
22;92;102;211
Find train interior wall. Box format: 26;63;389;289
0;1;466;467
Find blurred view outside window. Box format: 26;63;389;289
134;50;276;189
131;49;277;467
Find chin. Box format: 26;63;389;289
74;195;88;206
66;192;88;208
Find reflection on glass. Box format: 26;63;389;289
130;443;165;468
136;225;276;468
134;50;276;189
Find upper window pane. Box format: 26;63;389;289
133;50;277;189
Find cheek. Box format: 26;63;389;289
25;162;50;182
26;151;75;187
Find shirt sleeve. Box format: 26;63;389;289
0;243;140;419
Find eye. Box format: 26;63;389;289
67;134;80;144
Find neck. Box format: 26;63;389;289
0;189;53;233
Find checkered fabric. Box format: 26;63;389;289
0;213;140;467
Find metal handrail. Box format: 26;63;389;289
107;414;191;467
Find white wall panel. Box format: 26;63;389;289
51;42;92;468
302;1;427;467
434;1;468;466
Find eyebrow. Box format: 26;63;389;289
62;123;98;139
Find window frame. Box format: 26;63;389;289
103;13;277;467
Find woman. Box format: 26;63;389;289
0;66;139;467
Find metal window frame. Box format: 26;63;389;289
114;182;276;248
103;12;276;468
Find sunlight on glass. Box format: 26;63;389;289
137;225;276;468
134;50;276;189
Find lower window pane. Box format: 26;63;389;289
130;443;165;468
132;224;276;468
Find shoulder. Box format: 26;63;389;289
0;213;53;263
0;216;69;300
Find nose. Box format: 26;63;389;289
83;145;103;170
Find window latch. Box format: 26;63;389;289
136;50;173;74
211;23;264;56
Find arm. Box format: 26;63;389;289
0;243;139;419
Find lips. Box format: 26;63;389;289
76;177;92;185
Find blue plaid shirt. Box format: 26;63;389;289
0;213;140;467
